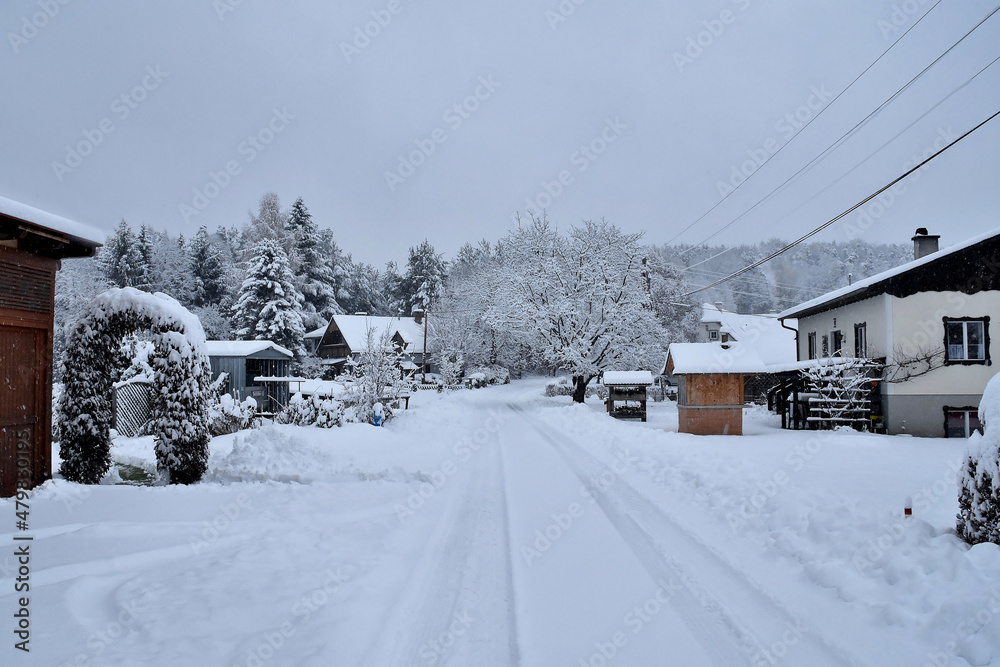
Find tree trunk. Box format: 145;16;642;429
571;375;590;403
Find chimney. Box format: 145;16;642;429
412;308;424;325
714;301;724;312
911;228;940;260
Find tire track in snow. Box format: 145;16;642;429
361;441;519;666
510;403;868;667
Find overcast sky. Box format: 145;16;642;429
2;0;998;266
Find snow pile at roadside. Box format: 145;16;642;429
543;399;1000;666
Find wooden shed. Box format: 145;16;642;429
665;342;762;436
0;196;101;498
206;341;294;415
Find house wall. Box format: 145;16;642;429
795;295;887;361
209;356;245;394
794;290;999;437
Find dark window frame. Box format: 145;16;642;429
854;322;867;358
830;329;843;357
943;406;983;438
942;316;990;366
807;332;817;360
709;329;719;341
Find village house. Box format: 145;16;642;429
778;228;1000;438
306;312;428;377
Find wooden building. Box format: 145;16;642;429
602;371;654;422
0;196;101;498
665;343;759;436
306;313;427;375
206;341;294;414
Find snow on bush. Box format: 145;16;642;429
958;374;1000;545
278;393;344;428
544;376;607;399
208;392;258;436
58;288;213;485
467;365;510;386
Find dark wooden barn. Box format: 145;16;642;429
0;197;101;498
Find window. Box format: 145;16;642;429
854;323;867;358
945;408;982;438
830;330;843;356
807;332;817;360
709;330;719;341
821;334;829;357
944;318;989;364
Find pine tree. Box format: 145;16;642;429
188;226;228;307
286;197;339;327
396;240;447;313
99;220;145;288
232;239;306;356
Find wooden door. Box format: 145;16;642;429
0;327;42;496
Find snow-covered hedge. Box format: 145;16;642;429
278;393;344;428
58;288;213;485
208;393;258;436
544;377;607;399
467;365;510;386
958;374;1000;545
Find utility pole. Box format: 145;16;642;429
422;307;428;383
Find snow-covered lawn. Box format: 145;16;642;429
2;379;999;666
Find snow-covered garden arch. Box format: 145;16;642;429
58;288;213;485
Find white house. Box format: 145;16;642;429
778;228;1000;438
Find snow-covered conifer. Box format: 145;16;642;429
232;239;306;356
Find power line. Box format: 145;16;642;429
737;52;1000;239
664;0;943;247
684;106;1000;298
681;4;1000;251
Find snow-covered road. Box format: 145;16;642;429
4;380;999;666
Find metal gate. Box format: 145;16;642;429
113;380;152;438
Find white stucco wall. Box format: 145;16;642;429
794;295;887;361
887;290;998;396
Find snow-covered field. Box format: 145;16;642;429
3;379;999;666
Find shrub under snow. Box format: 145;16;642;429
58;288;213;485
957;374;1000;545
278;393;344;428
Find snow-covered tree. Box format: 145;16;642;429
188;226;229;308
344;322;403;423
487;216;665;402
958;374;1000;545
243;192;293;260
58;288;212;485
648;259;701;345
286;197;339;328
396;240;447;314
99;220;146;288
232;239;306;356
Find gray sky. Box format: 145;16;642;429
2;0;998;266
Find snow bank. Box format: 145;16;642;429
544;398;1000;665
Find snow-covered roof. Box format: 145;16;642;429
327;314;424;354
205;340;293;358
779;226;1000;319
667;342;856;375
304;325;326;340
602;371;654;386
0;194;103;248
700;303;797;368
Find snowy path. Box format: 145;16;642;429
503;400;864;666
4;380;998;666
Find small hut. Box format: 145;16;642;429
206;341;295;415
0;196;101;498
665;342;765;436
602;371;654;422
